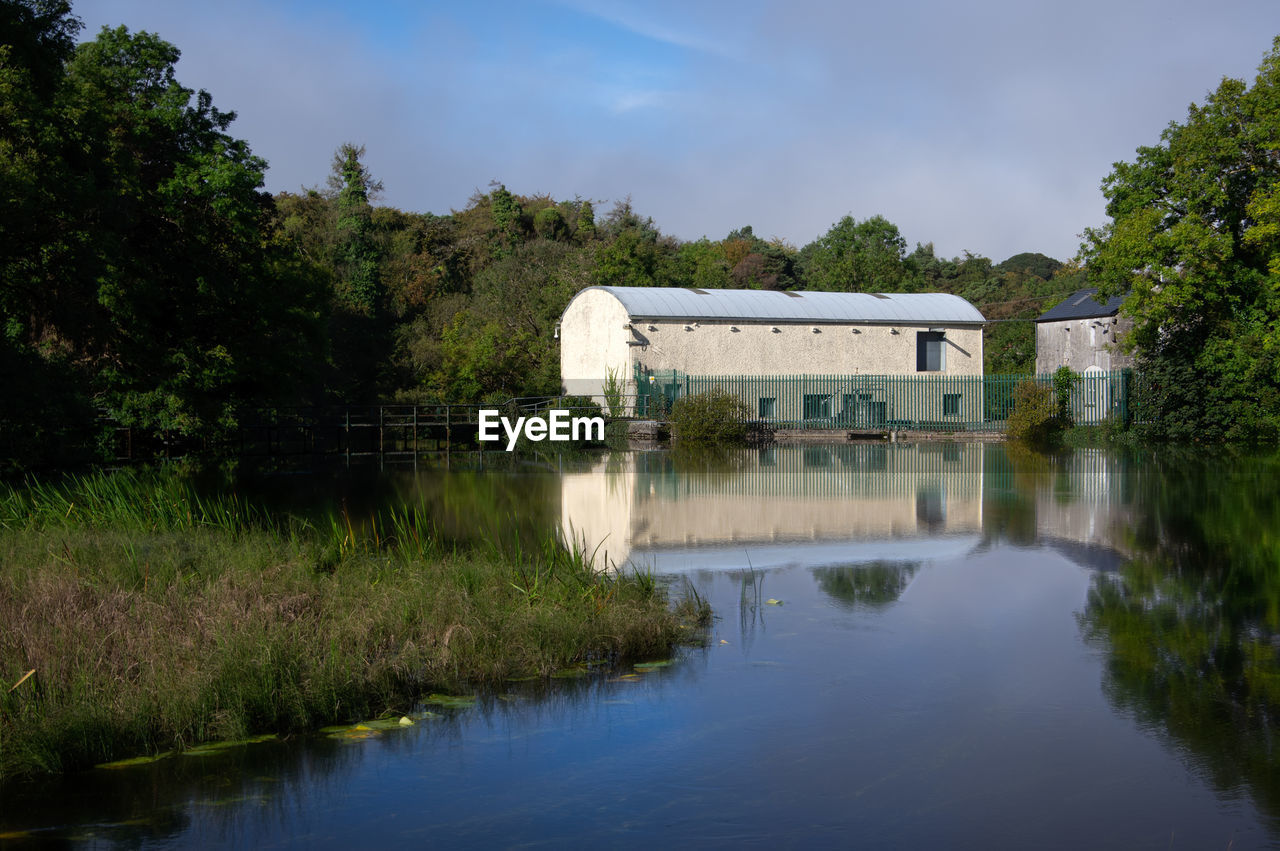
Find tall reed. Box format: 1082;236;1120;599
0;470;703;780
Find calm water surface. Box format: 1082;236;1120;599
5;444;1280;848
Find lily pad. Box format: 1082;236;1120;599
182;734;277;757
328;729;378;741
96;751;175;769
425;693;478;709
765;598;783;606
551;667;589;679
633;660;673;671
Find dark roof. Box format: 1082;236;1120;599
1035;288;1127;322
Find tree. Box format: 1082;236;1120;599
0;9;325;457
328;142;383;316
799;214;910;292
593;198;678;288
65;24;323;433
1081;37;1280;441
488;182;523;255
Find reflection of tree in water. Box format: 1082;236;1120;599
979;443;1049;546
1079;450;1280;825
813;561;920;610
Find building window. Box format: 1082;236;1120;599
943;393;961;417
803;394;832;420
917;331;945;372
758;397;776;419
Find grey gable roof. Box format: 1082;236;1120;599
1036;288;1127;322
583;286;985;325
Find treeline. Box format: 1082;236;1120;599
1082;37;1280;443
0;1;1080;470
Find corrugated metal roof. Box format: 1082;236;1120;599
1035;288;1127;322
576;287;986;324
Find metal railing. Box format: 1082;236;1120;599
634;369;1137;432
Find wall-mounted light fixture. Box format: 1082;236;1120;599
622;322;632;330
811;327;821;334
851;328;861;334
647;324;657;331
684;324;694;331
553;322;560;340
890;328;899;335
771;327;781;333
730;326;740;332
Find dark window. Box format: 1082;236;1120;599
943;393;961;416
917;332;945;372
803;394;832;420
758;397;776;419
916;487;946;531
803;447;832;467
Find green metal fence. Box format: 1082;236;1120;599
634;366;1136;432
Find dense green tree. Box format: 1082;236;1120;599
432;240;588;401
674;239;733;289
0;10;325;443
799;214;910;292
1082;37;1280;441
322;144;395;401
999;252;1062;281
488;182;523;255
593;198;679;288
575;199;596;242
328;142;382;316
533;206;566;240
0;0;95;468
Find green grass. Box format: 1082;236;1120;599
0;471;705;780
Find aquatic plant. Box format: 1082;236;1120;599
0;470;699;781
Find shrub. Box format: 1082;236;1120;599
1006;380;1063;448
669;388;749;446
1053;366;1076;426
601;367;626;418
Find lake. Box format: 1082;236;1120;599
4;443;1280;848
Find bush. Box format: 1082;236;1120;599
669;388;749;446
1006;380;1063;448
1053;366;1075;426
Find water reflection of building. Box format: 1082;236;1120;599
560;444;987;570
1032;449;1135;566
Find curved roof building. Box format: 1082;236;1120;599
560;287;986;406
591;286;985;326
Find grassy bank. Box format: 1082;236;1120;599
0;472;706;781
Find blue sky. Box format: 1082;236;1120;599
76;0;1279;263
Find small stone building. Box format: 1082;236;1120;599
559;286;986;422
1034;288;1134;375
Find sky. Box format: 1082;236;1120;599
75;0;1280;264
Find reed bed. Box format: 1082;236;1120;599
0;471;706;780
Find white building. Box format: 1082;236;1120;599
559;286;986;423
1034;288;1134;375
